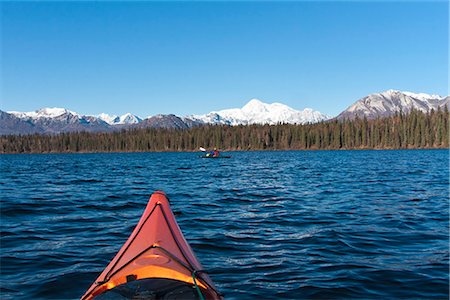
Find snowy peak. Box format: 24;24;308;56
97;113;142;125
241;99;295;115
242;99;269;113
119;113;142;124
34;107;76;118
97;113;119;125
192;99;330;125
9;107;78;119
337;90;449;120
388;90;443;101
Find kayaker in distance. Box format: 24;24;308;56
205;147;220;157
200;147;230;158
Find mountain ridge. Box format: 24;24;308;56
2;98;330;134
337;90;449;120
2;90;448;135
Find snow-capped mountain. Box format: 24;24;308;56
97;113;120;125
191;99;331;125
97;113;142;125
2;107;190;134
119;113;142;124
337;90;449;120
9;107;78;120
4;107;111;134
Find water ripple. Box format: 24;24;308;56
0;150;448;299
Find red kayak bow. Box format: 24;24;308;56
82;191;221;300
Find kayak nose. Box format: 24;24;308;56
81;191;222;300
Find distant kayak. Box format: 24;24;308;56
200;155;231;159
81;191;222;300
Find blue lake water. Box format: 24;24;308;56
1;150;449;299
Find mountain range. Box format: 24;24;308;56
1;90;448;135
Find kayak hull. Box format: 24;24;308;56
200;155;231;158
82;191;221;300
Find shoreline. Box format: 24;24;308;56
1;146;448;155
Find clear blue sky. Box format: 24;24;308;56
1;1;448;117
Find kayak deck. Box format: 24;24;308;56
82;191;221;300
199;155;231;158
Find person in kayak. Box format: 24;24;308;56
213;148;220;157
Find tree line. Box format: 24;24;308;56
1;108;448;154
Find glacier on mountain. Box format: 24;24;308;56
190;99;331;125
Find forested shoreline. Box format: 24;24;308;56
1;109;448;154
